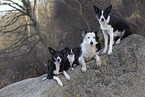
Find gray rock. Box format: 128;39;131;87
0;34;145;97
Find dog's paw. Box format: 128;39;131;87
66;75;70;80
71;68;74;70
102;50;107;55
97;60;101;67
58;81;63;87
42;77;47;80
108;51;112;55
63;71;70;80
116;38;121;44
96;55;101;67
81;67;87;72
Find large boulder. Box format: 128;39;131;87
0;34;145;97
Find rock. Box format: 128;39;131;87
0;34;145;97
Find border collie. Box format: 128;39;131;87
72;47;81;68
93;5;132;55
78;30;101;72
43;47;70;87
61;48;76;70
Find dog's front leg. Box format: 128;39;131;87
108;33;114;55
79;57;87;72
102;31;108;54
53;76;63;87
95;54;101;67
63;71;70;80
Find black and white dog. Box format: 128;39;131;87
93;5;132;55
78;30;101;72
61;48;76;70
43;47;70;87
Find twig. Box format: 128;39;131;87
62;0;90;30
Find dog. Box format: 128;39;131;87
93;5;132;55
72;47;81;68
43;47;70;87
61;48;76;70
78;30;101;72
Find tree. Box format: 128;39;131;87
0;0;50;61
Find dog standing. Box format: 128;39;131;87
78;30;101;72
43;47;70;87
93;5;132;55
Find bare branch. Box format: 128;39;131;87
0;40;40;62
1;24;33;33
0;14;24;31
62;0;90;30
8;3;26;14
0;33;38;55
33;0;37;12
7;0;26;11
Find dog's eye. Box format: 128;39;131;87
93;37;95;39
88;37;90;39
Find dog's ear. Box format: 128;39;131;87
73;47;78;52
81;30;87;37
105;5;112;13
94;31;98;34
94;31;99;40
48;47;55;55
62;47;69;54
94;30;102;37
93;5;100;13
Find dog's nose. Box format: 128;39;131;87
57;59;60;62
90;42;93;45
101;18;104;21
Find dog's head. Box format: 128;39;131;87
81;30;99;46
93;5;112;23
48;47;68;63
66;48;75;56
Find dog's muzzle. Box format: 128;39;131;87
70;53;74;55
57;59;60;62
90;41;93;45
101;18;104;22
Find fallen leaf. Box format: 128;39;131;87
138;86;140;89
101;74;104;78
96;78;98;80
143;53;145;55
128;75;131;79
76;95;80;97
104;59;107;65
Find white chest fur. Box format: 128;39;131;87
81;44;96;62
100;23;113;35
53;62;60;75
67;54;75;66
99;16;113;35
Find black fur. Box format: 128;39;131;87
108;15;132;42
46;47;68;79
72;47;81;67
47;59;62;79
61;48;74;70
93;5;132;44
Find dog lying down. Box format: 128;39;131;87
42;47;71;86
78;30;101;72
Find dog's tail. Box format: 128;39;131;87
121;28;132;40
